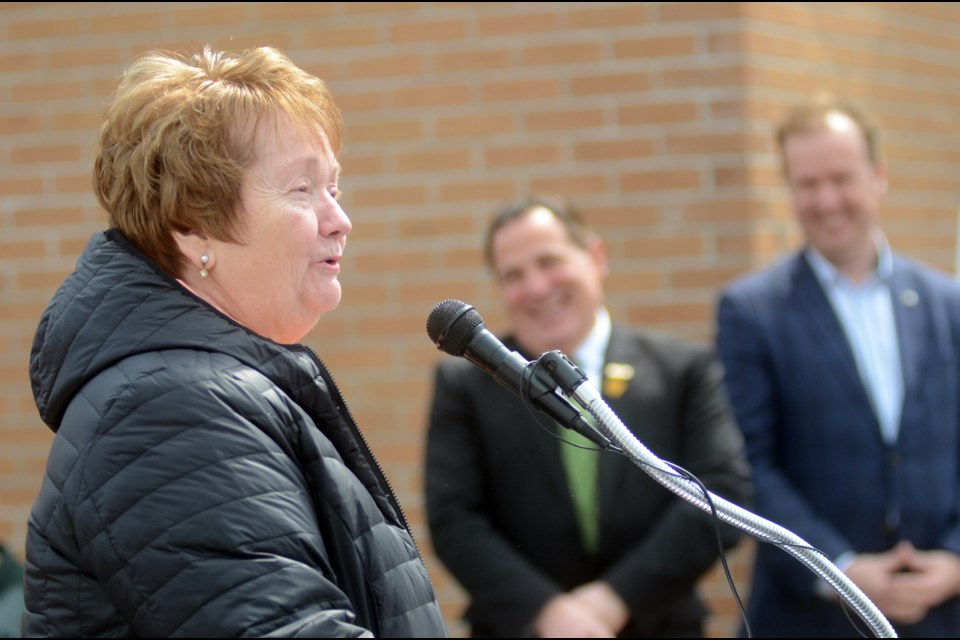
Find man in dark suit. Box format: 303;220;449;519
425;196;751;637
717;94;960;636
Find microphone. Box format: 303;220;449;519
426;299;611;448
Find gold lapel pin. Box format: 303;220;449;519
602;362;635;399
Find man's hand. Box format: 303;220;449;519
569;581;630;634
887;546;960;619
845;542;926;623
845;542;960;625
532;594;615;638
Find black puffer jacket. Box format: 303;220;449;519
24;230;446;638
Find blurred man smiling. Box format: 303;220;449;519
717;94;960;636
426;196;750;637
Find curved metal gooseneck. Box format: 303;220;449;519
536;350;897;639
425;299;895;638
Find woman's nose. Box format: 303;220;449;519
320;198;351;237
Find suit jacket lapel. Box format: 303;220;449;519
791;253;873;407
596;327;641;534
889;259;925;426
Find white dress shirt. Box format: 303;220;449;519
805;237;904;445
573;307;612;388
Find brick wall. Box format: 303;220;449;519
2;3;959;636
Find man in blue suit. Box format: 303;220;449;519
717;94;960;636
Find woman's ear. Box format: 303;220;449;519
172;229;213;279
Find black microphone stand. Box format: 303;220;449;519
536;351;897;639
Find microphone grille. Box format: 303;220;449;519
426;299;484;356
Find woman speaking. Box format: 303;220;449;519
23;46;446;638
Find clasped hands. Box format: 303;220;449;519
532;581;629;638
845;541;960;625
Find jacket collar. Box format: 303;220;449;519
30;230;319;431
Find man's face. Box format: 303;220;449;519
490;207;607;357
782;114;887;269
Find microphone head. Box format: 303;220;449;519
427;299;484;357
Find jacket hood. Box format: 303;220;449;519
30;230;310;431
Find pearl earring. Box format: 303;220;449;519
200;254;209;279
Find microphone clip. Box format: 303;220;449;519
527;351;614;451
537;350;588;396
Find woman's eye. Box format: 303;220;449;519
328;186;341;201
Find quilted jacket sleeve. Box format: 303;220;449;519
49;350;373;637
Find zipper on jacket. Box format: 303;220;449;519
303;346;430;570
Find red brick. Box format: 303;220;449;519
615;35;697;59
11;80;86;103
391;19;466;44
6;17;80;39
619;102;700;126
714;164;782;189
346;54;423;79
440;249;486;270
397;214;476;238
346;120;424;143
663;65;749;89
568;4;649;29
88;9;170;34
334;90;387;113
439;180;515;204
13;206;85;227
50;110;104;131
526;108;605;132
658;2;744;22
171;5;251;28
55;173;96;194
11;144;84;164
622;169;702;192
665;132;761;156
477;11;560;37
48;47;124;69
434;49;513;74
395;149;471;173
606;271;661;295
627;301;712;325
571;71;650;96
522;42;604;67
0;51;42;72
0;238;47;260
14;268;71;292
302;26;380;50
258;2;336;21
0;114;44;134
670;266;748;290
351;185;427;208
624;235;706;260
393;84;471;109
482;78;562;102
588;205;660;230
339;153;386;177
211;34;294;54
343;2;419;15
575;139;654;162
485;144;563;168
437;114;515;138
531;174;609;198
